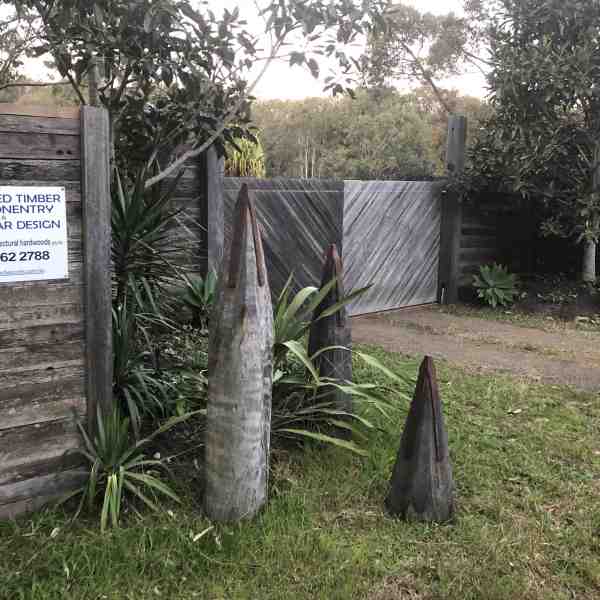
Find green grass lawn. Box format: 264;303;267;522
2;347;600;600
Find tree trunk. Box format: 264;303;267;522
204;184;274;522
582;238;597;282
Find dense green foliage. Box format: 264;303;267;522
458;0;600;278
254;87;487;179
3;352;599;598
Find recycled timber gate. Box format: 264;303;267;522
343;180;444;316
0;105;112;518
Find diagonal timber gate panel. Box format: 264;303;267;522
343;180;443;316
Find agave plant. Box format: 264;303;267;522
61;407;196;532
178;270;218;330
472;263;520;308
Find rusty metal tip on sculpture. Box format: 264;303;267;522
228;184;266;289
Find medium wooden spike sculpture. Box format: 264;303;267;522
386;356;454;522
205;184;274;522
307;243;352;413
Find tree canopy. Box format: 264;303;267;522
1;0;392;187
253;87;487;180
459;0;600;279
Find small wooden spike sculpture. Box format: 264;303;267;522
386;356;454;522
205;184;274;522
307;243;352;413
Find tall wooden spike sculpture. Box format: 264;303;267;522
205;184;274;522
307;243;352;413
386;356;454;522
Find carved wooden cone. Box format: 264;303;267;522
386;356;454;522
205;184;274;522
307;243;352;413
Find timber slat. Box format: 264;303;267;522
0;114;80;135
0;417;81;484
0;377;85;431
0;132;80;161
0;341;85;373
0;159;80;181
0;469;86;510
0;104;80;119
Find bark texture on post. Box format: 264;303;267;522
205;184;274;522
307;244;353;412
386;356;454;523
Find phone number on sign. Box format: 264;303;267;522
0;251;51;262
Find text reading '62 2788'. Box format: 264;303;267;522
0;186;69;283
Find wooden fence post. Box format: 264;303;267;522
81;106;113;425
438;114;467;304
200;146;225;277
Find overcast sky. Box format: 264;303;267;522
14;0;487;100
202;0;487;100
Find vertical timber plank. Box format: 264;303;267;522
200;147;225;276
438;115;467;304
81;106;113;426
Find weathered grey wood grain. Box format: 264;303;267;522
0;378;85;431
205;184;274;522
344;180;442;315
0;104;80;119
0;469;86;505
0;131;80;160
0;418;81;484
438;115;467;304
0;340;85;372
386;356;454;523
81;106;113;424
223;178;344;297
0;469;86;519
307;244;352;413
0;114;80;135
0;159;80;181
200;147;225;276
0;364;85;393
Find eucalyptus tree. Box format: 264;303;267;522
361;0;491;113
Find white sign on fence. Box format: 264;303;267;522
0;186;69;283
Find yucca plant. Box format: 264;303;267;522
61;407;196;532
472;263;520;308
273;275;369;370
112;285;179;437
112;167;185;306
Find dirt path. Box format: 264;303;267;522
352;307;600;392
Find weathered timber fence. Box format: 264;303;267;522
223;178;344;296
0;104;112;518
344;180;443;315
